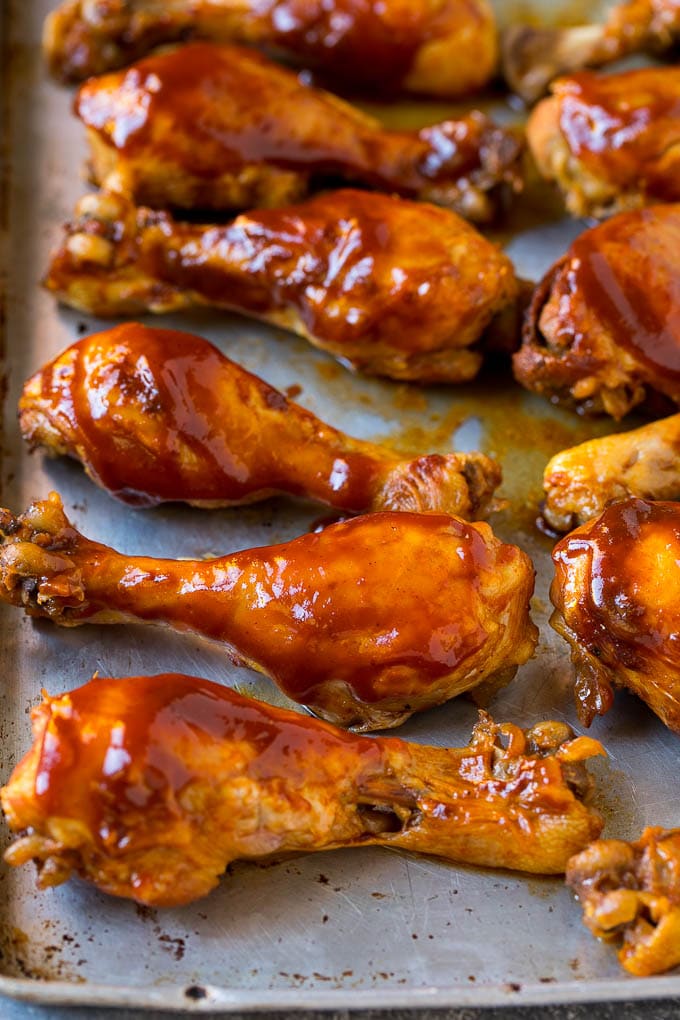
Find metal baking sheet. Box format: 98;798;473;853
1;0;679;1010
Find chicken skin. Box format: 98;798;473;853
528;68;680;219
1;676;604;907
567;828;680;976
551;498;680;733
0;494;538;730
542;414;680;534
75;44;521;222
44;189;520;384
503;0;680;104
513;206;680;419
44;0;498;99
19;323;501;518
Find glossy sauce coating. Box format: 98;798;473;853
0;495;537;729
20;324;500;516
145;197;485;349
217;0;492;94
567;207;680;379
553;499;680;651
556;67;680;199
513;205;680;418
1;673;604;905
61;516;502;699
31;674;383;823
75;42;514;211
45;0;498;97
44;189;519;383
551;498;680;731
76;44;405;179
21;324;382;509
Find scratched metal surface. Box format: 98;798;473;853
1;0;679;1011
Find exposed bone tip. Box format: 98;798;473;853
502;23;604;104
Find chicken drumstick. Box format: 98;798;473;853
44;0;499;99
0;494;538;730
542;414;680;534
44;189;520;384
567;828;680;976
551;498;680;733
20;323;501;517
513;205;680;418
2;673;604;907
75;43;521;221
503;0;680;104
528;67;680;219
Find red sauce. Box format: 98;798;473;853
552;498;680;656
253;0;426;92
59;0;491;94
33;674;385;840
565;207;680;379
139;189;509;358
144;513;485;702
66;511;527;709
76;43;378;175
75;43;489;193
236;0;490;95
26;323;384;510
557;68;680;200
75;42;410;184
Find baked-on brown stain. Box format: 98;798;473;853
0;494;538;730
20;323;501;518
1;673;604;906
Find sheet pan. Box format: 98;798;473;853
1;0;679;1009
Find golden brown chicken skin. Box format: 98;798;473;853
528;68;680;219
1;673;605;907
513;206;680;418
542;414;680;534
75;43;521;222
551;498;680;733
567;828;680;976
44;0;498;98
0;494;538;730
503;0;680;104
44;189;520;384
19;323;501;518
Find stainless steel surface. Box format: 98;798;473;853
1;0;679;1011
